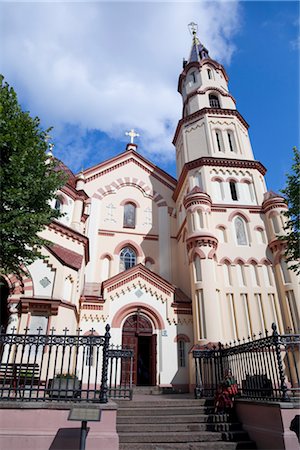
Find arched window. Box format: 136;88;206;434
250;263;260;286
214;179;225;201
177;339;186;367
217;226;227;243
280;259;291;284
54;197;64;212
215;130;224;152
223;261;232;286
101;256;111;281
227;131;236;152
262;264;272;286
194;255;202;281
230;181;238;201
271;215;280;234
207;68;212;80
237;263;246;286
256;228;266;244
235;217;248;245
120;247;136;271
209;94;220;108
123;203;136;228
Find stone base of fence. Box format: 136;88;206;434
235;399;299;450
0;401;118;450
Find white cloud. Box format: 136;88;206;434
0;1;241;170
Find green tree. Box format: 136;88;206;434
280;147;300;275
0;75;65;275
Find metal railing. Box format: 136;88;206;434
108;345;134;400
193;323;300;402
0;324;133;402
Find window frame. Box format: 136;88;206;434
123;202;136;229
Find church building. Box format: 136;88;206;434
1;26;299;391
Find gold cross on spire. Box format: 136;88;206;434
125;129;140;144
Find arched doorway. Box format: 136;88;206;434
122;313;156;386
0;277;9;331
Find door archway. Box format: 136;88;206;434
122;313;156;386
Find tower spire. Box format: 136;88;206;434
187;22;209;63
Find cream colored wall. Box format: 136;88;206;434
82;156;177;285
50;191;74;227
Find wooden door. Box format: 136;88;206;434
122;314;156;386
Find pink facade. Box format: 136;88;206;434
0;402;118;450
235;400;300;450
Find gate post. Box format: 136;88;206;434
100;324;111;403
272;323;289;402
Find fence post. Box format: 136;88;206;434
100;324;111;403
272;323;289;402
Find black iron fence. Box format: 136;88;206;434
0;324;133;402
193;323;300;402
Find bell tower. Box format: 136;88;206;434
174;24;299;344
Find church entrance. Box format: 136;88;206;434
122;313;156;386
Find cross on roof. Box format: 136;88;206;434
125;129;139;144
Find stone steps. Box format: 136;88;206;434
119;442;257;450
117;422;243;433
117;397;256;450
117;413;234;424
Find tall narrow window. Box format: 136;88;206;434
237;263;246;286
223;262;232;286
194;255;202;281
217;226;227;243
216;131;222;151
250;264;260;286
120;247;136;271
235;217;248;245
227;131;235;152
280;259;291;284
209;94;220;108
215;130;224;152
207;69;212;80
178;340;186;367
230;181;238;201
123;203;136;228
271;215;280;234
190;71;196;83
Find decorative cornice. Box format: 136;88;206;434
17;297;78;318
83;150;177;191
48;220;89;263
268;238;287;254
102;264;181;306
186;233;218;253
262;194;287;214
178;59;229;93
182;86;236;114
183;188;212;210
173;107;249;146
173;157;267;201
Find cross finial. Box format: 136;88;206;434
125;129;139;144
188;22;198;38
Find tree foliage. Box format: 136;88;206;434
0;75;65;275
280;147;300;275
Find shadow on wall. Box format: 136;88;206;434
49;427;89;450
290;415;300;443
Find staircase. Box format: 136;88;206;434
116;396;256;450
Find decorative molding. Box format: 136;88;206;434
92;175;171;208
111;302;165;330
173;157;266;201
83;150;176;191
173;107;249;146
17;297;78;318
48;220;89;263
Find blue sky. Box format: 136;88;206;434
0;1;299;192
